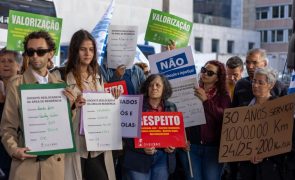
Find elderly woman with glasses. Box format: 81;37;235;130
178;60;231;180
237;67;293;180
123;74;177;180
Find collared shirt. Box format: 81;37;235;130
32;70;49;84
147;101;164;112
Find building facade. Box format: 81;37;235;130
192;0;260;65
255;0;293;71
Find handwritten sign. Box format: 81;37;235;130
104;81;128;95
219;94;295;163
120;95;143;137
107;25;138;69
134;112;186;148
148;46;196;82
144;9;193;48
169;78;206;127
20;83;75;155
82;92;122;151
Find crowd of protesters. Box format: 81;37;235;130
0;29;294;180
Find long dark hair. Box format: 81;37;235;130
66;29;101;91
200;60;228;95
140;74;172;100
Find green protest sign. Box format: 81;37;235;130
7;10;62;55
144;9;193;48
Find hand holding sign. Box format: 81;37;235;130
104;81;128;95
115;65;126;78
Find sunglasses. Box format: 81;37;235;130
201;67;217;77
25;49;51;57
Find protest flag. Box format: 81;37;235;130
91;0;115;65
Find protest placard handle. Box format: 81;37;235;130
184;133;193;178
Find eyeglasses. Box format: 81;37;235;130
25;49;51;57
201;67;217;77
244;60;262;66
252;79;268;86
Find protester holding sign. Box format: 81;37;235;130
233;67;295;180
0;31;69;180
101;63;146;95
178;60;231;180
232;48;287;107
123;74;178;180
0;47;22;180
62;29;120;180
100;47;146;180
230;48;288;180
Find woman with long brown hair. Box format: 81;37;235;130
63;29;120;180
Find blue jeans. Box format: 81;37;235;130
126;150;169;180
178;144;223;180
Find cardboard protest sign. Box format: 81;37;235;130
7;10;62;55
104;81;128;95
144;9;193;48
148;46;196;82
219;94;295;163
134;112;186;148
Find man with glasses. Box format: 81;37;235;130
229;48;288;180
231;48;287;107
0;30;66;180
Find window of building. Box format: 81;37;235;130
261;30;268;43
272;5;285;18
277;30;284;41
194;37;203;52
256;7;269;20
289;5;292;17
227;40;234;53
288;29;293;40
271;29;284;42
272;6;279;18
248;42;255;50
211;39;219;53
280;6;285;18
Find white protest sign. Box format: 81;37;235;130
82;92;122;151
169;78;206;127
20;83;75;155
148;46;197;82
107;25;138;69
119;95;143;137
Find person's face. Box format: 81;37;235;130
245;53;266;79
226;66;243;85
79;39;94;67
26;38;53;72
200;63;219;85
0;53;20;79
252;74;273;98
148;76;164;100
